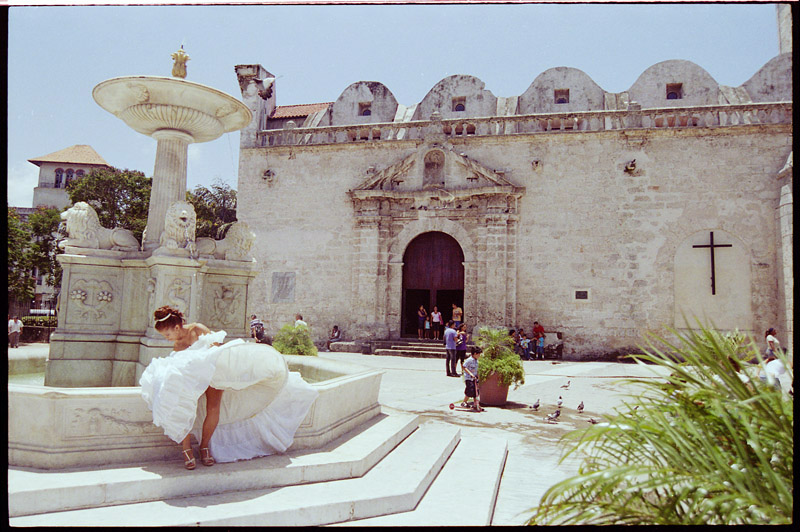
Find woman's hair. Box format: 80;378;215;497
154;305;185;331
765;327;776;338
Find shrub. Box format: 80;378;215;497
528;324;793;525
474;326;525;388
272;323;318;356
20;316;58;327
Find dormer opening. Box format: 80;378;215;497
359;102;372;116
666;83;683;100
452;97;466;112
554;89;570;104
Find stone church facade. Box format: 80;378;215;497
234;15;792;358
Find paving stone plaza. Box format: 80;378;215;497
9;342;674;525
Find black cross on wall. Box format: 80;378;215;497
692;231;732;295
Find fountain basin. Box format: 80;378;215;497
8;355;383;470
92;76;251;142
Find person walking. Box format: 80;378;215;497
455;323;470;374
8;316;23;348
443;320;458;377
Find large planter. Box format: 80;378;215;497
479;371;510;406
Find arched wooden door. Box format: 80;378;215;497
402;232;464;337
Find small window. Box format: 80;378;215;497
359;102;372;116
666;83;683;100
575;290;589;300
54;169;63;188
76;170;85;178
554;89;570;104
65;169;74;186
452;97;466;112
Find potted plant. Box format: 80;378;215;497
474;326;525;406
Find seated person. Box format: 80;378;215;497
326;325;342;351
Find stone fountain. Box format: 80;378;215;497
8;50;384;469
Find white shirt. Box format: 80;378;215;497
8;319;23;334
295;319;308;328
766;334;780;352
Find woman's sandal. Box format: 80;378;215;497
200;447;216;467
182;449;196;470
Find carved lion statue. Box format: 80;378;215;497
160;201;197;254
58;202;140;251
196;221;256;261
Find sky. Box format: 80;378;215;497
6;2;783;208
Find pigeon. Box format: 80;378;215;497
544;409;561;423
531;398;540;411
560;380;571;389
557;396;563;407
588;418;598;424
577;400;584;413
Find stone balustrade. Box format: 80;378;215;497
257;102;792;148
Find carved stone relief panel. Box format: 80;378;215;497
202;279;247;330
64;269;122;328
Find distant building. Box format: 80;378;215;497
29;144;111;210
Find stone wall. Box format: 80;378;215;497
238;122;791;357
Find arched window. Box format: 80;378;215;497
362;109;372;116
65;169;74;187
454;103;465;112
75;169;85;178
666;83;683;100
54;169;64;188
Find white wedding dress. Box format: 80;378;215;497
139;330;319;463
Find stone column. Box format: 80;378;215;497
777;164;793;360
143;130;193;250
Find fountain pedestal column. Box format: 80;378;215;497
143;129;193;250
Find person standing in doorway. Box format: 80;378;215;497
451;303;463;328
417;305;428;340
431;306;443;340
8;315;23;348
443;320;458;377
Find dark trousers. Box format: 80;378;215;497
446;349;458;375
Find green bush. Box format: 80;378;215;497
20;316;57;327
272;323;318;356
529;324;793;525
474;326;525;388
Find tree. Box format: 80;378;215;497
27;206;64;291
528;325;793;525
66;167;151;242
7;207;35;303
186;179;237;239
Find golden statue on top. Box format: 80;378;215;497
171;46;190;79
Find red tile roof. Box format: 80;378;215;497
28;145;110;167
272;102;332;119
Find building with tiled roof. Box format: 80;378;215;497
268;102;333;130
29;144;111;210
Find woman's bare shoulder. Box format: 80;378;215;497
187;322;213;336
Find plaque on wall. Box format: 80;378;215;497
272;272;296;303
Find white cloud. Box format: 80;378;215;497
6;161;39;208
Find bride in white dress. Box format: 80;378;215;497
140;305;319;469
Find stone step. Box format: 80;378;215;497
334;435;508;526
374;348;446;358
10;421;461;527
9;412;419;518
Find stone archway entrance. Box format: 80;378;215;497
401;231;464;337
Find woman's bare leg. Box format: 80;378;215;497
200;387;223;449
